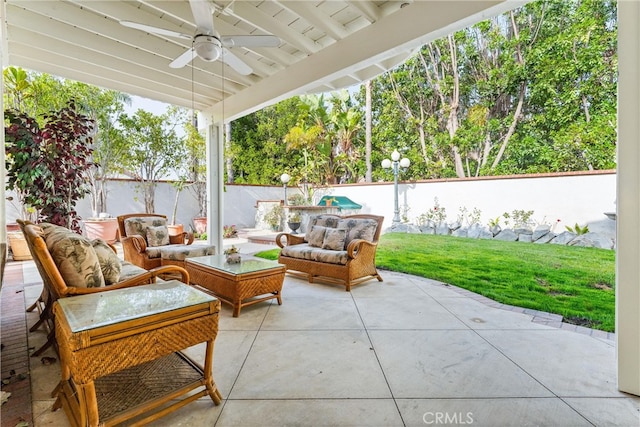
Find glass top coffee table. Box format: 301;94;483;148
186;255;285;317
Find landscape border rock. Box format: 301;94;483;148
384;223;615;250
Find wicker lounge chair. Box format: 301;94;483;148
117;213;215;269
18;220;189;357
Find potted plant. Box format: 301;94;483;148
287;194;307;206
168;176;188;236
5;102;94;233
223;225;238;239
223;245;241;264
325;197;337;207
287;211;302;234
185;114;208;237
264;204;284;231
5;103;94;258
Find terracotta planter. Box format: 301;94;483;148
167;224;184;236
6;223;20;233
193;217;207;234
7;232;32;261
84;218;119;244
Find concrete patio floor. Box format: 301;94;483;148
6;239;640;426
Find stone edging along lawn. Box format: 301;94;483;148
386;222;615;250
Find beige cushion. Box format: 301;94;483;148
338;218;378;247
119;261;150;282
304;215;340;242
322;228;347;250
44;228;105;288
146;225;170;247
307;225;327;248
91;239;122;285
39;222;71;235
159;244;216;261
280;243;348;265
123;216;167;241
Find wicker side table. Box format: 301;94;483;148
186;255;285;317
52;280;222;427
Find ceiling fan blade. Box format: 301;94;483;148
221;35;281;48
169;48;196;68
120;20;191;40
221;48;253;75
189;0;215;34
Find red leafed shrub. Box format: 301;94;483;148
5;101;95;232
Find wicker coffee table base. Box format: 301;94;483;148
55;351;222;427
53;295;221;427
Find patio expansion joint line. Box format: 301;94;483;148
463;324;568;403
349;292;407;427
419;280;596;412
211;299;273;424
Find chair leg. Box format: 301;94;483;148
26;296;41;312
27;289;53;333
31;329;56;357
29;315;47;333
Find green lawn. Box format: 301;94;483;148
255;233;616;332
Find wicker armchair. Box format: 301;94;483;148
18;220;190;357
117;213;215;269
275;214;384;291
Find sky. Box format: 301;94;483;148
125;95;173;116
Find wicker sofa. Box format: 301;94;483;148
275;214;384;291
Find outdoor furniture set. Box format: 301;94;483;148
16;212;384;425
18;220;222;426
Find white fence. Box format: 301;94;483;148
5;171;617;240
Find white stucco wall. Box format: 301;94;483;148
327;171;617;238
5;171;616;240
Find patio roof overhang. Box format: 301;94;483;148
2;0;522;121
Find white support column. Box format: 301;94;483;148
201;113;224;255
616;0;640;397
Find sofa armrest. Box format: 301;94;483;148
346;239;378;259
64;265;190;295
122;235;148;253
169;231;194;245
275;232;305;248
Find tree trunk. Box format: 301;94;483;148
225;122;234;183
365;80;372;182
491;81;526;170
447;35;464;178
490;11;526;171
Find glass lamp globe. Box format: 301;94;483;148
280;173;290;184
381;159;392;169
400;157;410;168
391;150;400;161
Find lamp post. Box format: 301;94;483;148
280;173;290;205
382;150;410;224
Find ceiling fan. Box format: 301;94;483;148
120;0;280;75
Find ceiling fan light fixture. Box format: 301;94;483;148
194;35;222;61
